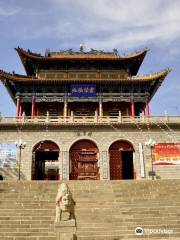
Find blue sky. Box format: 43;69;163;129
0;0;180;116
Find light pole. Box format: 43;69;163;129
15;139;26;180
145;139;156;180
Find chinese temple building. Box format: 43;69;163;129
0;47;168;118
0;47;179;181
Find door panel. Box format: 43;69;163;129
109;150;123;180
109;140;134;180
69;140;99;180
70;150;99;180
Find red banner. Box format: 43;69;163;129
152;143;180;165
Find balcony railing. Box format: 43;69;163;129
0;115;179;125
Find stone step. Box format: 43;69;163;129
0;237;56;240
1;180;180;239
77;235;179;240
0;238;56;240
77;230;180;239
0;232;56;237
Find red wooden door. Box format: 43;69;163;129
109;150;123;180
70;151;79;180
70;150;99;180
109;140;134;180
69;140;99;180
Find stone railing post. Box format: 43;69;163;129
141;115;145;123
94;110;98;123
70;111;74;123
46;111;49;123
118;111;122;123
164;112;169;123
22;112;25;123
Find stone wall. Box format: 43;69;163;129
0;123;179;181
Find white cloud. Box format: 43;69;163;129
48;0;180;50
1;0;180;53
169;48;180;57
0;6;21;17
0;0;180;116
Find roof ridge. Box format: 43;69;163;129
15;46;148;59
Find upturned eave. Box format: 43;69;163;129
15;47;149;76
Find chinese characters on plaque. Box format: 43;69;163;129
71;84;96;97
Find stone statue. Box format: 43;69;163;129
55;183;75;222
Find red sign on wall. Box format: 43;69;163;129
153;143;180;165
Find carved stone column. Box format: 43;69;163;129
139;143;145;178
59;151;69;180
101;151;109;180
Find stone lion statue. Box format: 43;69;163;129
55;183;75;222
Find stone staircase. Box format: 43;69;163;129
0;180;180;240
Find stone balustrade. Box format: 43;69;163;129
0;115;179;125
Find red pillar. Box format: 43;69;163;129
131;96;135;117
31;96;35;118
145;96;150;116
35;103;37;116
19;103;23;117
16;97;20;117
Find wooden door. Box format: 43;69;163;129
70;150;99;180
70;151;79;180
109;140;134;180
109;150;123;180
69;140;99;180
